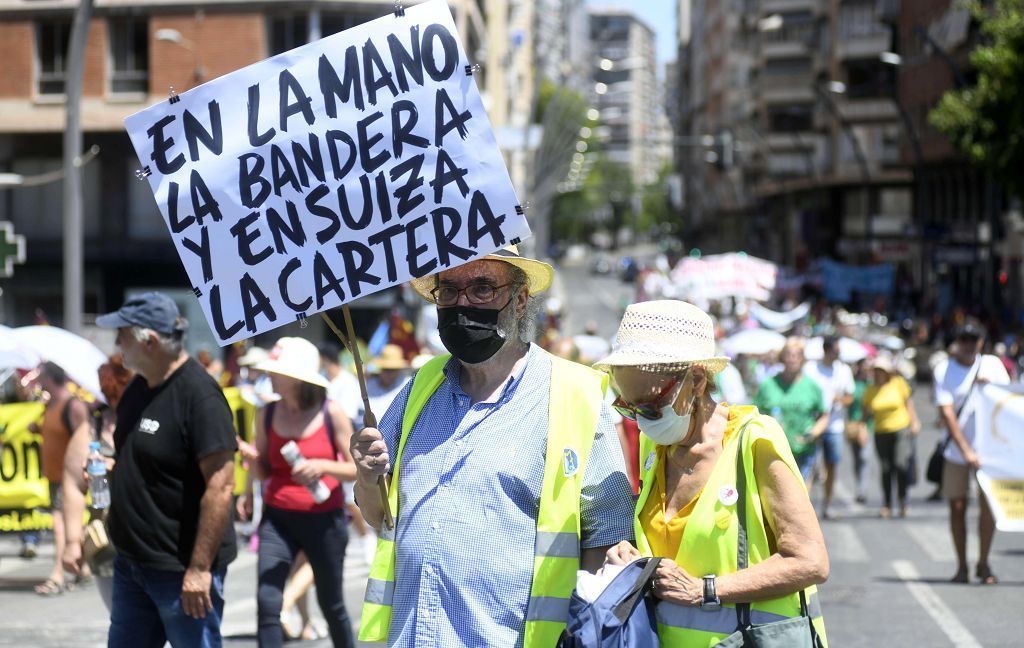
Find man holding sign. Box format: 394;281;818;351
351;245;635;647
933;320;1010;584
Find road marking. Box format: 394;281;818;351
823;523;870;562
891;560;982;647
832;480;866;516
905;523;954;562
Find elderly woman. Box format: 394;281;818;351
862;354;920;518
597;301;829;646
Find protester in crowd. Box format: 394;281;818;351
550;336;581;363
573;320;612;364
318;341;377;566
862;355;920;518
361;344;410;420
319;342;362;425
31;361;92;596
95;292;237;647
714;356;749;405
238;336;357;647
803;336;855;519
350;244;635;647
599;300;828;645
754;338;829;485
10;370;41;561
62;354;135;610
933;320;1010;584
846;358;872;504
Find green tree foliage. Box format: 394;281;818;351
930;0;1024;197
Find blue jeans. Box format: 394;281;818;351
108;555;226;648
819;431;843;466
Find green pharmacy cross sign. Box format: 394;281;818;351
0;221;26;278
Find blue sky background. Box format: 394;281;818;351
586;1;677;63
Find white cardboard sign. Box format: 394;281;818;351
125;0;530;345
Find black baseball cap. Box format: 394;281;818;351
96;292;186;335
955;320;985;340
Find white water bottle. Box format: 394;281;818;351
87;441;111;510
280;441;331;504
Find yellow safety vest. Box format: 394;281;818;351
358;352;608;647
634;408;828;647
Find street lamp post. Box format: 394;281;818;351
155;28;205;86
62;0;94;334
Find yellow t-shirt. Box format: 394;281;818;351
862;376;912;433
639;406;778;558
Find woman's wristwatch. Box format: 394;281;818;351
700;574;721;611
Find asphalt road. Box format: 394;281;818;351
2;262;1022;646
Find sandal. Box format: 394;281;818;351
301;621;326;640
976;565;999;585
34;578;65;596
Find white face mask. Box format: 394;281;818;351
637;404;694;446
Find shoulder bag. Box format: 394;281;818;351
926;359;981;485
717;422;825;648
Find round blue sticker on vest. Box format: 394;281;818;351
645;451;656;472
563;448;580;476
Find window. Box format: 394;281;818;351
268;14;308;55
839;2;887;40
109;17;148;95
768;105;813;132
844;60;895;98
763;57;812;76
36;19;72;96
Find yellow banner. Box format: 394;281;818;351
0;388;257;532
0;402;48;532
222;387;257;496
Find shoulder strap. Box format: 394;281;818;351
611;557;662;624
61;398;76;437
264;401;276;437
322;400;338;457
954;357;982;420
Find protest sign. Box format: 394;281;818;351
0;402;49;532
975;383;1024;531
125;0;531;345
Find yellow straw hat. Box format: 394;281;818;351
410;244;554;301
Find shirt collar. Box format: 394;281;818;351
442;343;539;405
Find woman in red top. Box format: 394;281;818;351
242;337;357;648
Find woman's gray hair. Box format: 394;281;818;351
506;265;542;344
129;325;185;356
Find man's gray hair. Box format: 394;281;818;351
129;326;185;356
506;265;542;344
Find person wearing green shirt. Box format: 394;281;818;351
755;338;829;484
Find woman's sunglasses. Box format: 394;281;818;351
611;374;687;421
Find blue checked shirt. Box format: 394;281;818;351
376;344;635;648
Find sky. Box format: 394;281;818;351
586;1;678;64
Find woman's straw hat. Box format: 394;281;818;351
372;344;410;371
255;337;330;388
410;244;554;301
593;300;730;375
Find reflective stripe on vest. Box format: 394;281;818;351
357;352;607;647
633;408;828;646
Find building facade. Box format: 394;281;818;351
0;0;493;339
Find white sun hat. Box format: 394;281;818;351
593;300;730;375
255;337;330;388
409;244;554;301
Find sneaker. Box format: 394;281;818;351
19;544;37;559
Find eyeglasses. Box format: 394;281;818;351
611;374;688;421
430;283;514;307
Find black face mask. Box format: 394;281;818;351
437;298;513;364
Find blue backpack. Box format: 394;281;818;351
558;557;662;648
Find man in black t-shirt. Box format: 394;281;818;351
97;292;237;648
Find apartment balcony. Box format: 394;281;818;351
837;31;891;60
837;97;899;123
762;0;817;13
762;40;811;59
760;77;816;104
765;132;825;153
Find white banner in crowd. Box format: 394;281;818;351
125;0;531;345
975;383;1024;532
